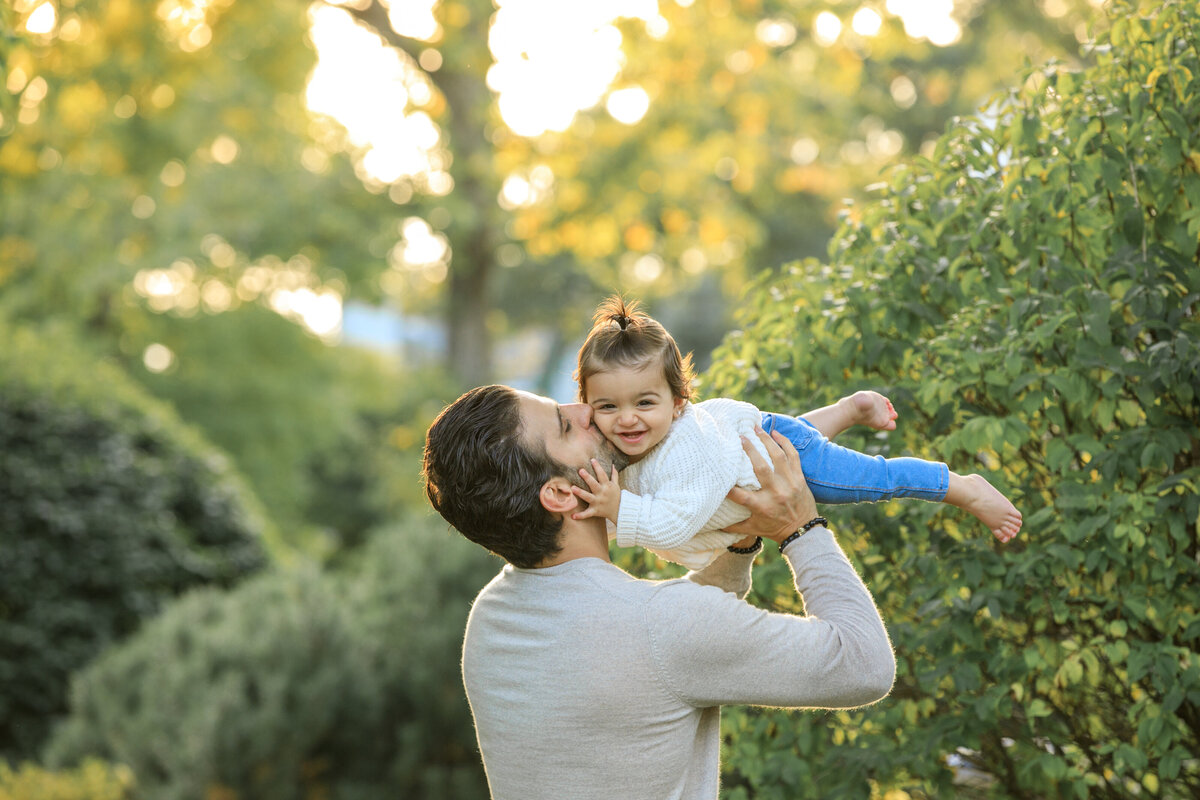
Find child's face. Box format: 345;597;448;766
584;362;685;464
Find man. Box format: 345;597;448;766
422;384;895;799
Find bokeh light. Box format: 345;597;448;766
24;2;57;35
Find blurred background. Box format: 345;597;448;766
7;0;1198;798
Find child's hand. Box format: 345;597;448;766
849;390;898;431
571;459;622;523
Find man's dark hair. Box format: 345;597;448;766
422;384;566;568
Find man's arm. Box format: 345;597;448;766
651;429;896;710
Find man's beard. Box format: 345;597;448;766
565;436;629;491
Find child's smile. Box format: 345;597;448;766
584;363;685;464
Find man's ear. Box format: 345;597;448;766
539;476;579;515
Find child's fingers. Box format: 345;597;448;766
571;485;597;504
577;466;603;489
579;459;612;486
571;505;599;521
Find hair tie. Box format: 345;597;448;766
614;314;630;331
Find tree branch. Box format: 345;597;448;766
333;0;450;99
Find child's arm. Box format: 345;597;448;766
572;454;736;553
801;390;897;440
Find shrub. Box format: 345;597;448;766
0;760;135;800
705;1;1200;797
45;567;376;800
46;514;498;800
333;514;498;799
0;323;267;760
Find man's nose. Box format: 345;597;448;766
563;403;593;427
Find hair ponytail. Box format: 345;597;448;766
595;295;645;334
577;294;694;403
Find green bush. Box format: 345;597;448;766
333;513;498;799
0;760;135;800
704;1;1200;797
0;323;267;760
46;514;498;800
46;566;376;800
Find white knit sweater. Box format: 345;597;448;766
616;398;771;570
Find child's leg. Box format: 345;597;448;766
944;473;1023;543
801;390;897;440
761;412;948;504
761;411;1023;543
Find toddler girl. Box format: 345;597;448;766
571;296;1022;569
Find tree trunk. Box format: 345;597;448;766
343;0;500;387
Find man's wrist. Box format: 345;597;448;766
778;516;829;554
727;536;763;555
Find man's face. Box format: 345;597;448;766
515;390;628;487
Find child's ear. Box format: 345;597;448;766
673;396;686;419
539;476;579;515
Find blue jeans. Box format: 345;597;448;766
760;412;949;504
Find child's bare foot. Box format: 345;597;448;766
946;473;1022;543
847;390;897;431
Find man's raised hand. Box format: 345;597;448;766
723;427;817;543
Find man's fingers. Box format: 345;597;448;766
726;485;754;507
768;429;800;464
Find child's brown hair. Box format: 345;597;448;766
576;295;695;403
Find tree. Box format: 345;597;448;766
0;0;420;551
702;0;1200;795
0;323;267;761
313;1;1105;387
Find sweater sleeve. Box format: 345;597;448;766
644;528;896;710
683;548;756;599
615;437;737;552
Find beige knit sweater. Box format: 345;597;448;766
461;527;896;800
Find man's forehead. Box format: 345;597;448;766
515;390;558;431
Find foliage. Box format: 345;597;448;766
493;0;1100;339
118;306;449;557
45;566;374;800
704;0;1200;797
0;760;135;800
0;0;410;553
332;513;498;798
0;322;267;761
315;0;1102;384
0;0;387;330
46;513;497;800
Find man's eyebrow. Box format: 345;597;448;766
556;404;565;435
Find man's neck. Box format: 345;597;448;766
536;517;611;567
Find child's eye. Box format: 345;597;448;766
638;400;655;407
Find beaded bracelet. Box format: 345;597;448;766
778;516;829;554
726;537;763;555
